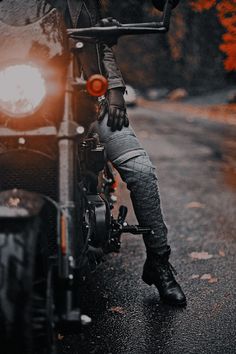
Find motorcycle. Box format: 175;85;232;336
0;1;178;353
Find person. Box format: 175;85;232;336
50;0;186;306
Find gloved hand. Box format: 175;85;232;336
95;18;121;46
98;88;129;132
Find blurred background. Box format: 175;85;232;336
104;0;236;108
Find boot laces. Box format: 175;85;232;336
159;261;178;281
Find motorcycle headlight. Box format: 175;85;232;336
0;64;46;117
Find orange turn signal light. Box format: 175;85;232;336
112;177;118;191
86;74;108;97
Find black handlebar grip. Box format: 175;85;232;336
152;0;180;11
169;0;180;9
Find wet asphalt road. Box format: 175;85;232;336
58;105;236;354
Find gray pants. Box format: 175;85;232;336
94;115;168;254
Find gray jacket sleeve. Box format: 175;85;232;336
102;44;126;90
98;1;125;90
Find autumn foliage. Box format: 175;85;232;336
191;0;236;71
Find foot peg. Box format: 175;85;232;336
118;205;152;235
122;225;152;235
106;206;152;253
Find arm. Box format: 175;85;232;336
97;1;128;131
102;44;126;90
99;45;129;131
97;0;126;90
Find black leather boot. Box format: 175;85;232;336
142;246;186;306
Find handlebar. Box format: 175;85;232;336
67;0;173;43
67;24;167;39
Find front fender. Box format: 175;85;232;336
0;189;44;218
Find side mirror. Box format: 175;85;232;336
152;0;180;12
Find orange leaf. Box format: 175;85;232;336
109;306;126;314
190;252;213;260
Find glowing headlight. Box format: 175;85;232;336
0;64;46;117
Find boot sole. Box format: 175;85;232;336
162;297;187;307
142;275;187;307
142;274;153;286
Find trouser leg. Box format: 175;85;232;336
115;153;168;253
94;115;168;254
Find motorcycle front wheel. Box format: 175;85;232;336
0;216;55;354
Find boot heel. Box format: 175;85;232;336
142;274;153;286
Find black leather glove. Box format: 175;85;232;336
98;88;129;132
95;18;122;46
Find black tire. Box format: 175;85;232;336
0;217;55;354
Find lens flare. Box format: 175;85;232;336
0;64;46;117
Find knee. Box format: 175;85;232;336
126;153;156;175
116;153;158;189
